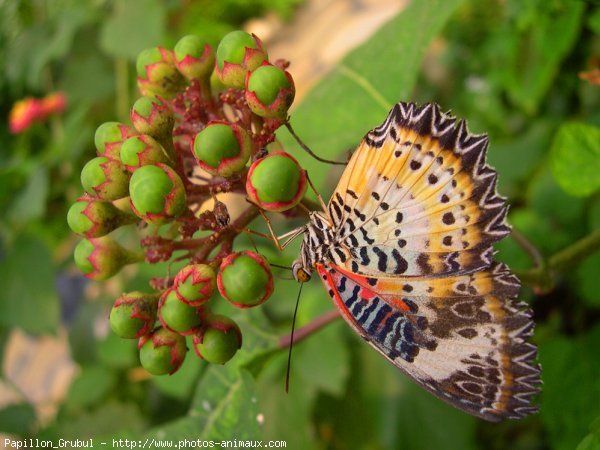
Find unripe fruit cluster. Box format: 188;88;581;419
69;30;309;376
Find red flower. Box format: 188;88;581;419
8;92;67;134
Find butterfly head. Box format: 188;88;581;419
292;258;311;283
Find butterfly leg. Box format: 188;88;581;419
304;170;328;214
243;198;304;251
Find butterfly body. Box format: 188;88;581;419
291;102;541;421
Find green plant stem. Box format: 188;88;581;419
126;249;146;265
198;76;216;111
515;228;600;288
511;228;544;269
115;57;130;122
550;228;600;271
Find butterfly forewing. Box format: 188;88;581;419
301;101;541;421
327;103;509;279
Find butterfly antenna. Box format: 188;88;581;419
285;122;347;166
285;282;303;393
245;230;260;254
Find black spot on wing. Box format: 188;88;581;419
353;208;366;221
338;276;347;293
372;247;388;272
442;212;455;225
360;228;375;245
359;247;370;265
392;249;408;274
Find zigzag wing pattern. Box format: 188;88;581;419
316;261;541;422
327;102;509;278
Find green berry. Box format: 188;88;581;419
246;152;307;212
173;264;215;306
216;31;257;69
245;64;295;119
67;196;137;238
215;31;267;88
136;47;164;79
136;47;186;99
129;163;187;224
192;121;252;177
192;315;242;364
217;251;273;308
158;288;202;334
81;156;129;201
174;35;215;80
120;135;171;172
110;292;159;339
94;122;135;160
130;96;174;139
73;236;141;281
139;327;187;375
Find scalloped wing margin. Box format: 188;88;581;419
316;262;541;422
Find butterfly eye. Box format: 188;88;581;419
292;260;311;283
298;269;311;283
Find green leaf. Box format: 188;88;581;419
0;234;59;334
589;196;600;230
487;121;551;198
28;5;95;87
151;337;204;400
97;331;139;369
587;7;600;34
575;251;600;308
280;0;465;192
500;209;572;266
64;366;117;413
59;52;114;105
191;366;261;439
100;0;167;59
8;164;49;222
68;300;100;365
59;400;145;439
539;324;600;450
141;366;261;440
0;403;37;436
256;352;319;449
528;168;586;231
550;122;600;197
578;417;600;450
490;0;584;113
226;306;279;373
295;320;350;397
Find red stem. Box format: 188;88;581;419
278;309;340;348
193;206;261;261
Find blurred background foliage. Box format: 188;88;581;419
1;0;600;449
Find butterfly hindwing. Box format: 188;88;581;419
327;102;509;278
317;262;540;422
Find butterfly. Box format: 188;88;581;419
290;101;541;422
